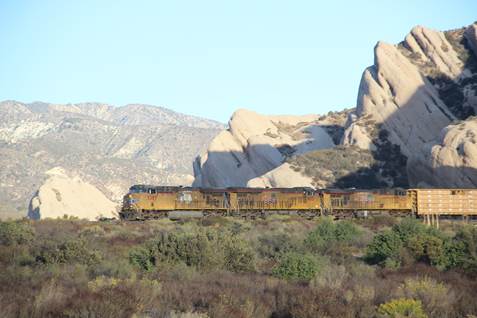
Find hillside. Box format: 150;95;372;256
0;101;222;219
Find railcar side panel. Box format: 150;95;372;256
411;189;477;216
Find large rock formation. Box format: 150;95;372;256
195;22;477;189
409;118;477;187
0;101;222;219
193;109;345;187
28;168;117;220
343;22;477;187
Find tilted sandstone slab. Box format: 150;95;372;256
344;38;454;158
193;109;335;187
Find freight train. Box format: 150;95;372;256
119;185;477;224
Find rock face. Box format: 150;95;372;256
28;168;117;220
247;163;315;188
0;101;222;219
409;118;477;187
193;108;349;187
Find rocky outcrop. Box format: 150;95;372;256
28;168;117;220
247;163;314;188
344;35;455;158
195;23;477;189
409;119;477;187
193;109;345;187
0;101;222;219
343;22;477;187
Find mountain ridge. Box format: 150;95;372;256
0;100;222;219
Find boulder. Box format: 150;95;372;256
28;167;117;220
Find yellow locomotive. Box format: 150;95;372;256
119;185;477;221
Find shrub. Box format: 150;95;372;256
449;225;477;273
272;253;324;281
392;218;427;242
129;229;255;273
129;245;154;271
407;234;447;268
377;298;428;318
223;236;256;273
366;218;456;269
35;239;101;266
150;230;220;268
304;218;360;253
366;230;403;265
0;221;35;246
256;233;300;260
395;277;454;317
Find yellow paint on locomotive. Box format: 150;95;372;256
233;190;321;211
321;190;411;212
121;185;477;220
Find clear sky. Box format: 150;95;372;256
0;1;476;122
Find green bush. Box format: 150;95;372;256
0;221;35;246
129;245;155;271
304;218;360;253
223;236;256;273
392;218;427;241
407;235;447;268
256;233;301;260
366;230;403;265
449;225;477;272
129;229;255;273
377;298;428;318
272;253;324;281
35;239;101;266
366;218;460;270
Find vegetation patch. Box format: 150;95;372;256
1;217;477;317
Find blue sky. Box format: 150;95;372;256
0;1;475;122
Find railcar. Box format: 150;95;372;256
119;185;477;221
322;189;411;218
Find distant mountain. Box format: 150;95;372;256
0;100;223;219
